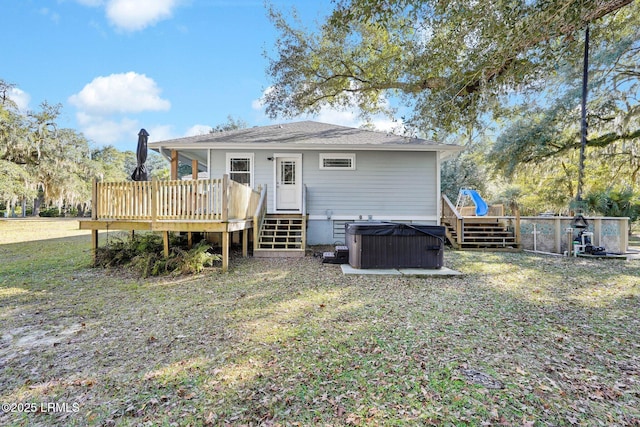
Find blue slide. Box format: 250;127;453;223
461;189;488;216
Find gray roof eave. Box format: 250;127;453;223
148;141;463;153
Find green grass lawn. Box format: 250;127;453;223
1;218;639;426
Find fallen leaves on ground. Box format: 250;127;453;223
0;221;639;426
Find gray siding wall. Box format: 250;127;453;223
303;151;437;218
209;149;438;218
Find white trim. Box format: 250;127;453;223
307;214;439;222
319;153;356;170
225;152;254;187
151;142;463;153
272;153;303;212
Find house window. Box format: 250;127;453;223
319;153;356;170
226;153;254;186
280;160;296;184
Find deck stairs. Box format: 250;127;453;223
253;214;306;258
443;216;520;251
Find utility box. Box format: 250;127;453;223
345;222;445;269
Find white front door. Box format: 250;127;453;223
275;155;302;211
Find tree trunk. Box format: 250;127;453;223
33;195;43;216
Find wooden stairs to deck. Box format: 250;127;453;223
253;214;306;258
443;217;521;251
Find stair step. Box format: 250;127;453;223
442;217;520;251
257;214;306;253
254;248;305;258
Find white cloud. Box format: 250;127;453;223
106;0;180;32
76;112;139;146
69;72;170;115
39;8;61;24
8;87;31;112
147;125;177;143
313;108;359;128
74;0;104;6
251;87;403;134
74;0;180;32
313;108;402;133
185;125;213;136
251;98;264;111
70;72;172;147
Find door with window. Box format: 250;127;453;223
275;155;302;211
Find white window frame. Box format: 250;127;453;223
226;153;254;187
319;153;356;170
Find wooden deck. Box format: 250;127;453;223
441;194;521;251
79;175;263;271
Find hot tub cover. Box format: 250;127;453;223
346;222;445;239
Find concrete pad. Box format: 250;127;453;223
340;265;401;275
340;264;462;276
399;267;462;276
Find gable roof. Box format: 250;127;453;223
149;121;462;154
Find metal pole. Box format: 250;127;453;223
576;25;590;203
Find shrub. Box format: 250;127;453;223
39;207;61;217
94;233;221;277
584;188;640;222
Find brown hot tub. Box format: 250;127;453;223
345;222;445;269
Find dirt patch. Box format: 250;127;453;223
0;324;85;364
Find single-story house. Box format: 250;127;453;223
149;121;463;249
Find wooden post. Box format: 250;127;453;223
170;150;179;180
253;185;262;253
191;159;198;179
92;178;98;220
594;218;602;247
191;159;199;217
222;231;229;272
242;230;248;257
515;204;521;247
301;216;307;252
90;178;99;263
151;178;158;224
163;231;170;258
187;232;193;249
222;174;229;222
253;220;259;254
621;218;629;252
91;229;98;262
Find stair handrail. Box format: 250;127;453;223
253;184;268;251
301;184;307;250
442;194;463;246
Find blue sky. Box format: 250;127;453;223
2;0;399;151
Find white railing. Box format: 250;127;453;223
92;175;260;222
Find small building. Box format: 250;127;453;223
150;121;462;248
80;121;464;270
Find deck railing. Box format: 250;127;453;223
442;194;463;246
252;185;268;250
459;204;505;216
92;175;260;222
441;194;521;248
156;178;224;220
94;180;154;220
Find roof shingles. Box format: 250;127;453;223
149;121;461;152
